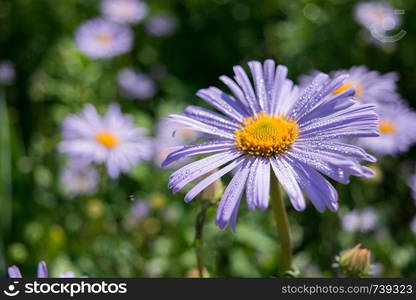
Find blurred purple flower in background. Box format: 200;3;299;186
341;207;378;233
75;18;133;59
117;68;156;100
59;103;152;178
0;60;16;85
146;14;177;37
358;102;416;155
131;200;150;222
60;162;100;197
354;1;401;33
331;66;399;105
163;59;379;230
154;118;197;168
101;0;148;24
8;261;75;278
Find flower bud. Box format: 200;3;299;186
335;244;371;277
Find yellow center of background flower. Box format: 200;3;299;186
378;120;396;134
333;82;363;98
96;33;112;44
235;112;299;157
96;131;119;148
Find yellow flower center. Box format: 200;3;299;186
96;131;119;148
378;120;396;134
96;33;112;44
333;82;363;98
235;112;299;157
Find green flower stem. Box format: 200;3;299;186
0;87;11;273
194;202;209;277
270;179;293;275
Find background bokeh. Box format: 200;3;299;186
0;0;415;277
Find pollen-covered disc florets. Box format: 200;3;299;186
235;112;299;157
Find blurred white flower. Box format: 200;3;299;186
342;207;378;233
117;68;156;100
101;0;148;24
61;162;99;197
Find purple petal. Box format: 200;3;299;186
294;74;349;121
215;161;250;230
271;157;306;211
196;88;246;122
295;141;376;163
287;149;372;184
233;65;260;113
169;151;242;193
219;75;251;112
168;114;235;140
287;157;338;212
270;65;289;113
8;266;22;278
263;59;276;111
298;93;356;125
162;139;236;167
184;157;246;202
37;261;48;278
255;159;271;210
289;72;329;120
245;158;271;211
248;61;267;111
245;158;260;211
184;105;239;132
300;103;379;137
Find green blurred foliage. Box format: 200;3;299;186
0;0;415;277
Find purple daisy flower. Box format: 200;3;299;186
0;60;16;85
8;261;75;278
60;162;100;197
145;14;177;37
354;2;401;33
358;102;416;155
117;68;156;100
75;18;133;59
59;103;153;178
101;0;148;24
163;59;379;231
